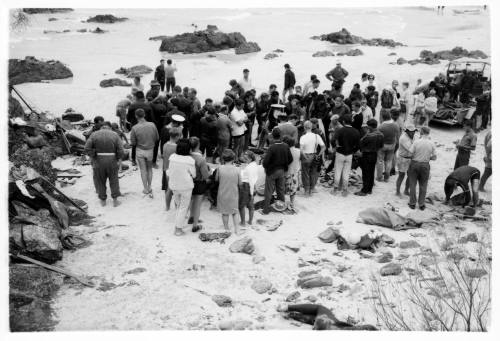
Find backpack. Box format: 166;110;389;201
381;90;394;109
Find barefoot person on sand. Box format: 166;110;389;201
444;165;481;208
239;151;259;227
216;149;242;234
84;121;124;207
130;109;159;197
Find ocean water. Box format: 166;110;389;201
9;7;490;121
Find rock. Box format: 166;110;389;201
284;243;300;253
359;250;374;259
312;50;335;57
87;14;128;23
313;28;404;47
264;53;279;60
419;256;436;267
396;252;409;261
22;8;73;14
229;236;255;255
408;59;420;65
251;279;273;294
273;48;284;53
306;295;317;303
158;26;260;55
76;29;87;33
399;240;421;249
48;18;58;21
219;320;252;330
380;234;395;244
252;255;266;264
123;267;146;275
409;46;488;66
345;48;363;56
376;251;393;263
207;25;218;31
235;41;261;54
115;65;153;78
396;57;407;65
297;275;333;289
380;263;402;276
91;27;107;34
99;78;132;88
337;284;350;293
298;270;319;278
318;227;339;243
388;52;397;56
463;207;476;216
212;295;232;307
458;233;478;244
286;291;301;302
199;232;231;242
9;56;73;86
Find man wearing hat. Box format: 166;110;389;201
160;109;185;153
395;123;417;197
146;80;161;102
154;59;166;92
283;63;296;102
325;61;349;90
355;119;384;196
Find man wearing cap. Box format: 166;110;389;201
146;80;162;102
355;119;384;196
239;69;254;92
395;123;417;197
283;64;296;102
325;61;349;90
130;109;159;196
85;121;124;207
160;111;185;154
407;126;436;210
154;59;166;92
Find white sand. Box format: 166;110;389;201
51;126;491;330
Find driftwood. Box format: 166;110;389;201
40;175;86;213
453;213;488;221
11;253;94;287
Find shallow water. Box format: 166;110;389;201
9;6;490;120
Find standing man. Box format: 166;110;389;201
131;76;144;96
239;68;254;92
355;119;384;196
126;91;153;166
478;130;492;192
154;59;166;92
302;74;318;96
230;98;248;161
325;60;349;91
283;63;296;102
215;106;232;161
85;122;124;207
165;59;177;94
423;89;438;126
407;126;436;210
332;114;360;196
130;109;159;196
360;98;374;128
300;120;326;196
454;120;477;169
376;111;400;182
262;128;293;214
395;123;417;197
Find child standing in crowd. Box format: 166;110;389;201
216;149;242;234
239;151;259;227
284;136;301;210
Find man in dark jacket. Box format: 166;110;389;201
326;61;349;90
283;63;296;102
154;59;166;92
199;107;218;163
355;119;384;196
126;91;153;166
262;127;293;214
332;114;360;196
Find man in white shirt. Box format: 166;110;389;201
423;89;438;127
239;68;254;92
299;120;325;196
302;74;317;96
360;98;373;127
230;98;248;160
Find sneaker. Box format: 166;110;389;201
408;203;416;210
419;205;426;211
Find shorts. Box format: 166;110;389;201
285;172;299;196
192;180;208;195
162;171;169;190
136;148;154;162
396;156;412;173
238;182;254;209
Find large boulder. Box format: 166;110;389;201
318;227;340;243
345;48;364;56
264;53;280;60
411;46;488;66
313;28;404;47
397;57;408;65
87;14;128;23
99;78;132;88
9;56;73;86
229;236;255;254
312;50;335;57
115;65;153;78
157;26;260;55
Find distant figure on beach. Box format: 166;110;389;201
326;60;348;91
283;63;296;102
131;76;144;95
154;59;166;92
239;68;254;92
84;121;124;207
165;59;177;93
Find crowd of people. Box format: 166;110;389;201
84;58;492;236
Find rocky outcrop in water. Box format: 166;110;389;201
22;8;73;14
86;14;128;23
99;78;132;88
156;25;261;55
406;47;488;66
9;56;73;86
312;28;405;47
337;48;364;56
312;50;335;57
264;53;279;60
115;65;153;78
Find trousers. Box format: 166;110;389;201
93;155;120;200
263;168;286;213
172;189;192;228
360;152;377;193
301;154;318;193
334;152;352;191
376;143;395;180
408;160;430;207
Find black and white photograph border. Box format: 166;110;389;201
1;0;499;340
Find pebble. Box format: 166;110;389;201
399;240;421;249
251;279;273;294
380;263;403;276
286;291;301;302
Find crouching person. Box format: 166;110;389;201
84;121;124;207
444;165;481;208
